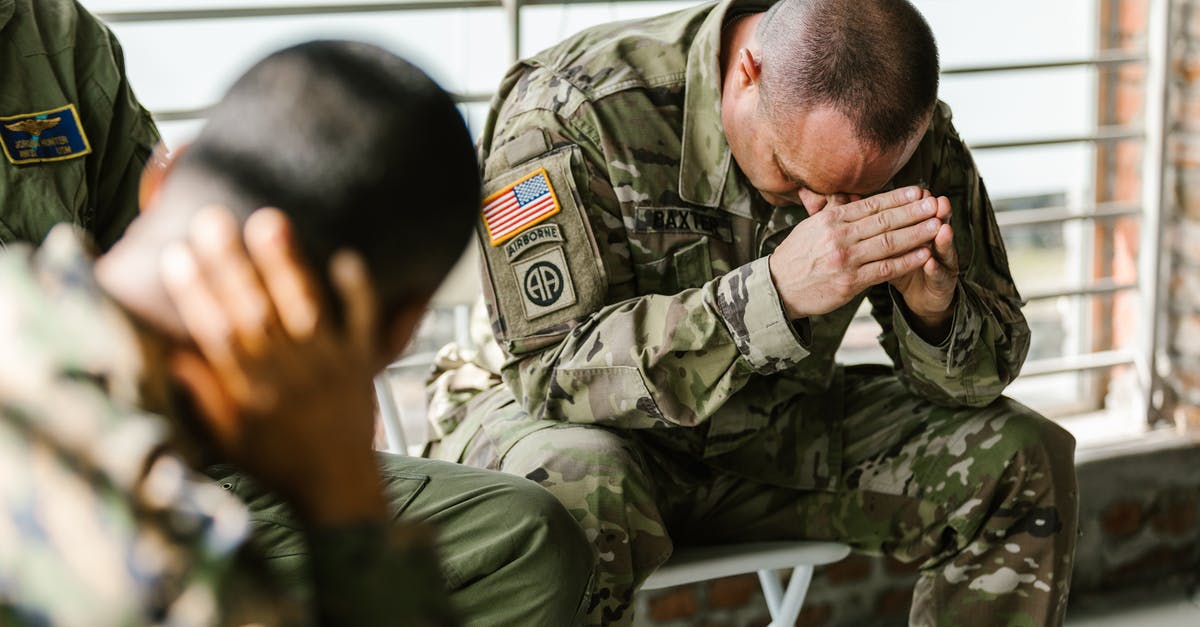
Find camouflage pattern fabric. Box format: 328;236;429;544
427;0;1079;624
0;226;454;626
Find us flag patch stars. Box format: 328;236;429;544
482;168;561;246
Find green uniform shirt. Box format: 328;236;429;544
0;226;455;626
454;0;1030;490
0;0;159;250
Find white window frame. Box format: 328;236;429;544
94;0;1174;435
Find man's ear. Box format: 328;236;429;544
138;142;188;212
736;47;763;89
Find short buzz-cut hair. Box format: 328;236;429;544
757;0;940;149
163;40;480;318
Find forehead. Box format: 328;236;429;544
770;106;914;196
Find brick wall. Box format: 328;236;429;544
1171;0;1200;429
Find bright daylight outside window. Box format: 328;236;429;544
82;0;1162;447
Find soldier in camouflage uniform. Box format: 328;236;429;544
427;0;1079;625
0;0;159;249
0;41;593;626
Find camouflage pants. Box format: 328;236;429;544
432;369;1079;626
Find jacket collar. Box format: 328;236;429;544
679;0;774;208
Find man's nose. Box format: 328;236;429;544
797;188;828;214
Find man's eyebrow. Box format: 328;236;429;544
774;152;832;196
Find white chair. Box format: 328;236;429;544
642;541;850;626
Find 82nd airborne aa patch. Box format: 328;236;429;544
512;246;576;319
0;104;92;165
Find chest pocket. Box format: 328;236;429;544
633;236;713;295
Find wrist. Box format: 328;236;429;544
767;253;803;319
290;454;388;527
906;296;955;345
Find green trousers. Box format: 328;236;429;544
209;453;594;626
433;368;1079;627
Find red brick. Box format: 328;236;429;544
794;602;833;627
822;554;874;585
1102;500;1145;538
648;587;697;622
883;556;921;576
1175;405;1200;433
1102;545;1195;586
875;586;914;617
1150;491;1200;536
707;573;760;609
1117;0;1148;37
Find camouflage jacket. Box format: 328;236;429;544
0;0;159;249
0;227;454;626
447;0;1029;490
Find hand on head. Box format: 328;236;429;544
768;185;959;338
161;206;387;527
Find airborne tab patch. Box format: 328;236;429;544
0;104;91;165
504;223;563;261
483;168;561;246
512;246;576;319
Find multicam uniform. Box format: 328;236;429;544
427;0;1079;624
0;0;159;249
0;227;592;626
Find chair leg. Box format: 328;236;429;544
757;568;785;617
765;564;815;626
374;375;409;454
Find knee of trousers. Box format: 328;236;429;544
963;398;1079;509
501;425;655;503
499;425;667;570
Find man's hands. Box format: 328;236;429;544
161;207;387;527
888;191;959;341
768;185;960;341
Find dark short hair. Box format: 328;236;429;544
169;40;480;317
757;0;940;149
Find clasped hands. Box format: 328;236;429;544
768;185;959;343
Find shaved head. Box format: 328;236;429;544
756;0;939;150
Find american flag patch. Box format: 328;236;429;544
482;168;562;246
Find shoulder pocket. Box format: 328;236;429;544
478;145;607;346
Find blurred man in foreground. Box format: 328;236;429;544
0;40;591;625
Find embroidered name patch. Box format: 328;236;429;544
504;223;563;261
512;246;576;319
483;168;561;246
0;104;91;165
633;207;733;242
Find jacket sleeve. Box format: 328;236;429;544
77;11;161;251
477;71;811;429
868;111;1030;407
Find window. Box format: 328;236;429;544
82;0;1168;447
